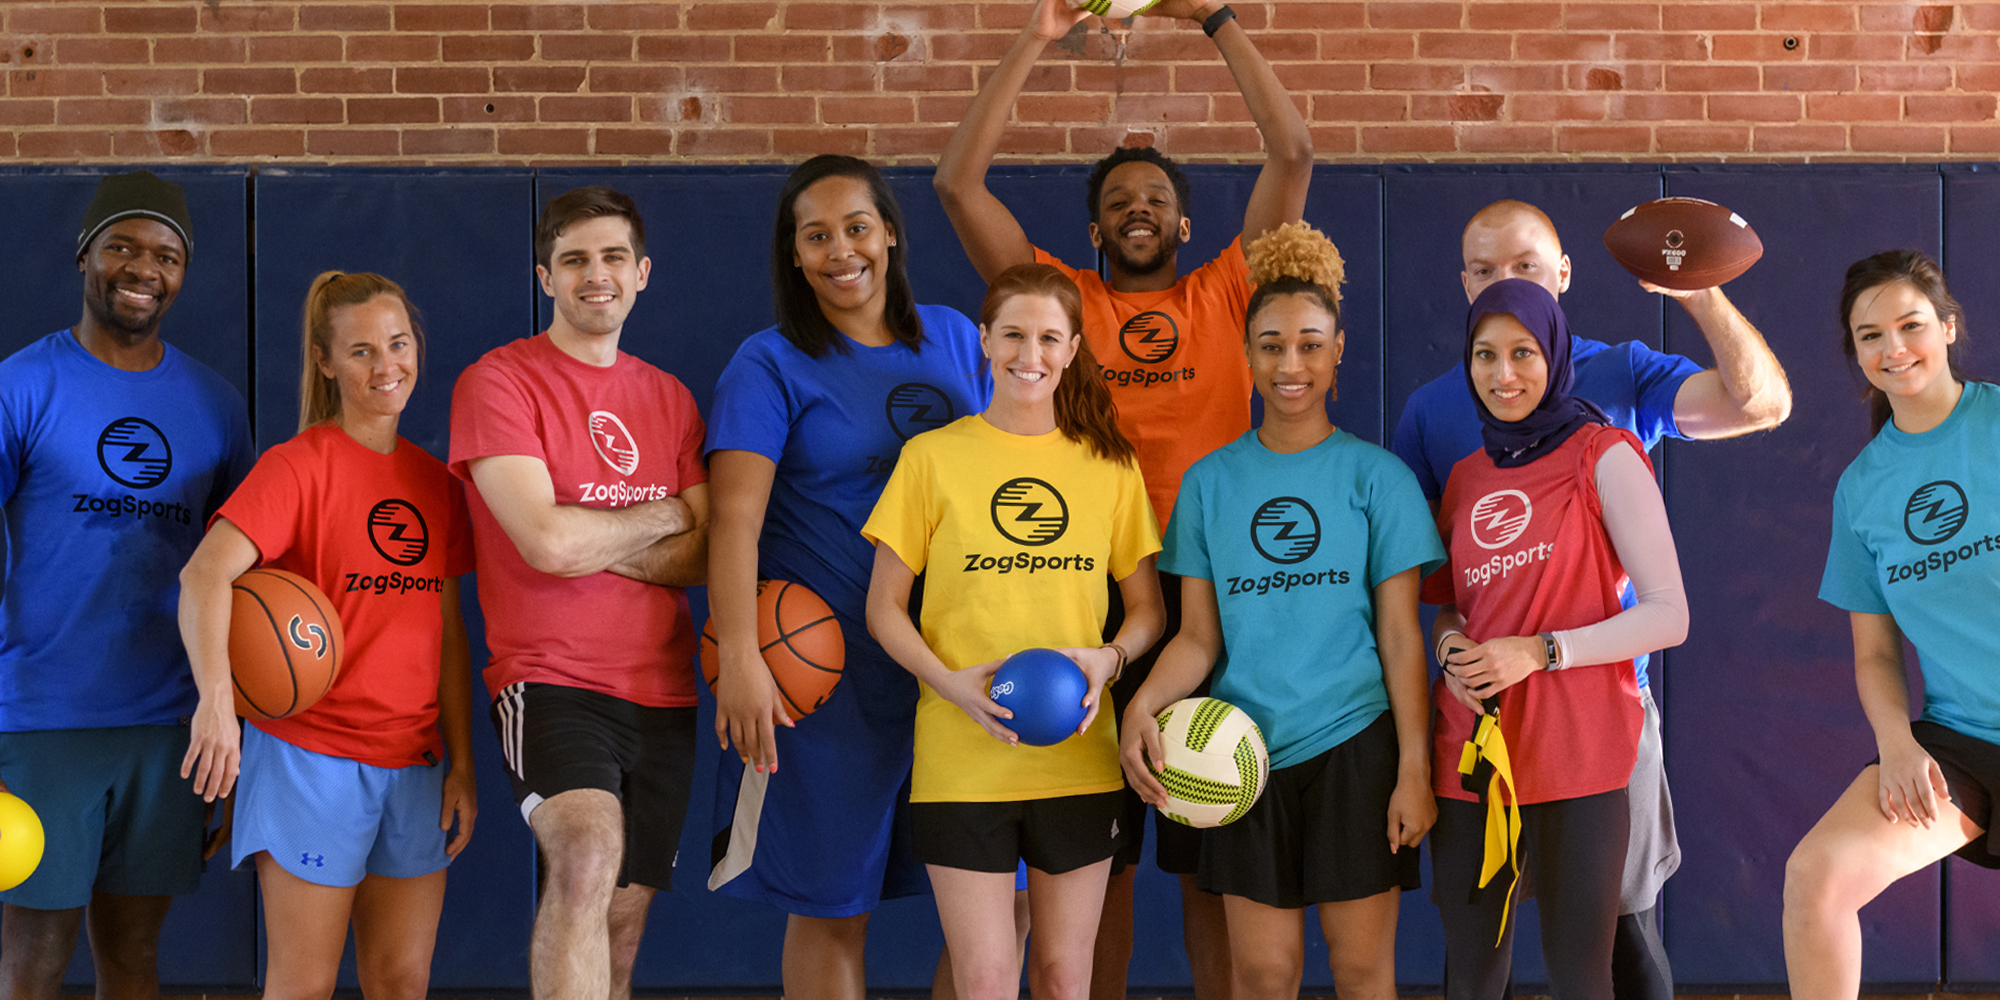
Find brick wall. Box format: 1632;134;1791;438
1;2;1997;164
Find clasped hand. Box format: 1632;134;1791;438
1440;634;1544;709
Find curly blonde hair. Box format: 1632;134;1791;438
1246;221;1345;306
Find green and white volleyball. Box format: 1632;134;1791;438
1072;0;1161;17
1149;698;1269;828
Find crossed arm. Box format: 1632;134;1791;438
467;454;709;587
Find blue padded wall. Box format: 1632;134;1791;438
0;166;258;993
251;167;539;992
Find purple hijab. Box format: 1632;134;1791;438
1464;278;1608;468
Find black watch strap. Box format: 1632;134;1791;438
1201;5;1237;37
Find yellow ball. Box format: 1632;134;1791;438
0;793;45;891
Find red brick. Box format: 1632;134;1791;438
1908;95;1998;122
1951;126;2000;154
1851;123;1947;152
1557;125;1653;153
394;67;490;95
1412;93;1505;121
444;95;535;122
821;95;913;124
976;63;1070;94
1012;94;1110;123
1511;94;1608;121
249;36;347;64
583;126;672;156
588;5;678;30
55;38;149;65
781;4;872;30
916;95;974;123
55;98;147;126
1269;3;1366;30
585;66;685;93
1709;94;1802;121
300;67;394;94
1961;3;2000;29
1250;31;1320;61
401;127;493;155
539;95;632;122
637;95;710;124
678;127;772;156
1753;124;1849;151
1128;31;1236;63
1858;63;1953;92
209;128;305;157
1461;125;1553;153
1313;93;1408;121
1157;124;1264;154
498;127;590;155
1810;33;1903;60
307;128;401;156
885;64;975;92
1111;94;1210;123
495;66;586;93
1764;65;1857;92
688;3;778;30
392;4;487;31
1369;64;1465;91
1320;31;1415;61
877;4;979;31
154;36;248;64
1762;3;1859;30
1307;124;1360;154
1613;32;1707;60
863;126;949;157
17;130;112;158
443;34;537;62
346;34;440;62
1469;64;1568;91
994;125;1068;155
104;69;199;96
1613;94;1705;119
200;4;297;32
1068;126;1158;156
103;5;197;34
1573;64;1663;90
1666;65;1761;92
1369;3;1464;29
155;97;247;125
635;34;731;62
10;68;102;97
1958;65;2000;92
1515;32;1611;61
542;34;635;62
347;96;439;124
1712;32;1806;61
490;4;586;30
735;33;830;63
1656;125;1750;152
8;7;103;33
300;5;392;31
726;95;815;124
685;65;781;92
1465;3;1560;29
0;99;56;126
251;96;345;124
1910;32;1997;59
923;32;1013;63
1667;4;1757;30
113;128;202;157
768;126;864;156
1360;124;1455;153
782;64;876;92
1211;92;1309;125
1275;62;1368;92
1568;3;1661;29
1417;32;1512;60
1807;93;1901;121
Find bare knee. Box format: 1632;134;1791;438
1030;951;1093;1000
2;905;85;987
357;961;431;1000
1784;835;1848;917
1231;950;1303;1000
959;957;1021;1000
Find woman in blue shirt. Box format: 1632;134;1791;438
1788;249;2000;998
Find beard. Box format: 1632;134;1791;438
1102;224;1183;277
83;281;168;337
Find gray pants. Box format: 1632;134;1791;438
1621;687;1680;913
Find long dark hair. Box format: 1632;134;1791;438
979;264;1136;466
771;155;923;358
1838;249;1971;434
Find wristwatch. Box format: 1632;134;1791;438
1539;632;1560;671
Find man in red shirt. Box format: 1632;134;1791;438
449;187;710;1000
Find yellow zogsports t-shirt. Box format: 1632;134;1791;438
862;415;1161;803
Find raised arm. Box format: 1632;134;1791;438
467;454;693;579
934;0;1089;281
1650;284;1793;439
178;517;263;802
1167;0;1314;243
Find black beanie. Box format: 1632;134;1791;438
75;170;193;264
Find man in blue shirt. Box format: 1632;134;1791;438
0;172;253;998
1391;199;1791;1000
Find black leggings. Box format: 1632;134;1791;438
1432;789;1630;1000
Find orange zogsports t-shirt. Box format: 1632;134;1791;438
1035;240;1253;528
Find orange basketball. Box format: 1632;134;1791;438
229;568;345;721
700;580;845;718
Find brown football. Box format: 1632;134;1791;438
1603;197;1763;291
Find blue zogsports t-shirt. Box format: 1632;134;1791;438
0;330;254;731
1820;380;2000;747
1161;429;1445;768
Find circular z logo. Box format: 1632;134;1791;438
1468;490;1534;550
885;383;953;441
1904;480;1968;546
1250;497;1321;564
1118;311;1180;365
367;499;430;566
990;477;1069;546
97;417;173;489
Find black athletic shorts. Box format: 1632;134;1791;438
1104;569;1206;876
1198;711;1421;908
911;790;1127;875
491;681;696;890
1905;721;2000;868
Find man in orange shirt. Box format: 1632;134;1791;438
935;1;1312;996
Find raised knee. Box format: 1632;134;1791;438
1784;838;1844;914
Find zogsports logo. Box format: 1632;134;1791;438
1250;497;1320;564
288;615;330;658
97;417;172;489
991;477;1069;546
367;499;430;566
1904;480;1968;546
1118;311;1180;364
588;410;641;476
1468;490;1533;550
886;383;952;441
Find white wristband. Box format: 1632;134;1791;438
1435;630;1468;665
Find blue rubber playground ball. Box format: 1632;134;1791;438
989;648;1090;746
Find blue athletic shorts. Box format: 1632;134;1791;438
709;646;929;917
0;725;205;909
231;725;448;887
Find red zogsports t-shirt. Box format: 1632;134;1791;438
219;424;475;768
1422;423;1645;805
449;333;708;708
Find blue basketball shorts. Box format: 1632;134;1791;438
231;725;448;887
0;725;205;909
